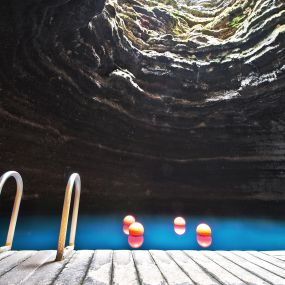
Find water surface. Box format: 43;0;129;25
0;215;284;250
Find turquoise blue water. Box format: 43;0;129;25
1;215;285;250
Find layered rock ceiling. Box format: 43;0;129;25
0;0;285;212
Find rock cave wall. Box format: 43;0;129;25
0;0;285;212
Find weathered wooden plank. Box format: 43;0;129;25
248;251;285;270
203;251;269;285
53;250;94;285
0;250;15;262
150;250;194;285
0;250;54;285
167;250;219;285
219;251;285;284
21;251;75;285
0;251;35;277
262;251;285;256
83;250;113;285
1;250;285;285
185;250;246;285
262;251;285;261
132;250;166;285
112;250;140;285
234;251;285;278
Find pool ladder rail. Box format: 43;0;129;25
0;171;81;262
56;173;81;261
0;171;23;252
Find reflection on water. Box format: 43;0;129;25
197;235;212;248
0;215;285;250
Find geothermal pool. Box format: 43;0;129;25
0;215;285;250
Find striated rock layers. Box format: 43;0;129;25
0;0;285;213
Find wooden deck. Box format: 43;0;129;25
0;250;285;284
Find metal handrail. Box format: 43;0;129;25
56;173;81;261
0;171;23;252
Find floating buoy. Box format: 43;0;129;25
197;234;212;248
196;223;212;248
128;222;144;249
128;235;144;248
129;222;144;236
174;217;186;235
196;223;211;236
123;215;136;235
174;217;186;226
123;215;136;226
